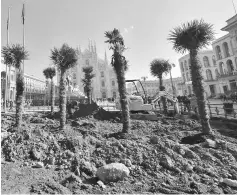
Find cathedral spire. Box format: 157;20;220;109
91;40;94;52
105;50;108;63
88;38;91;51
94;41;97;53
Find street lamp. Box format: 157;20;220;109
168;63;176;97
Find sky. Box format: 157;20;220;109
1;0;236;81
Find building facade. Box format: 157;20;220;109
178;50;219;97
126;77;184;97
212;14;237;93
1;64;46;102
56;41;118;99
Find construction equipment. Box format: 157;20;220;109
115;79;179;115
115;79;153;112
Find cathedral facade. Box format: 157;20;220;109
56;41;118;99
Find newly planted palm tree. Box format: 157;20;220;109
2;44;29;128
105;28;130;134
43;67;56;113
150;59;170;114
168;19;214;134
82;66;95;104
50;44;78;130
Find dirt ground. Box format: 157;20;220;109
1;110;237;194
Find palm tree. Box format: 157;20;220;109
82;66;95;104
50;43;78;130
43;67;56;113
150;58;170;114
168;19;214;134
2;44;29;128
105;28;130;134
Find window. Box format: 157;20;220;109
188;59;191;66
112;80;115;86
113;92;116;98
186;73;189;81
203;56;210;67
102;81;105;87
215;45;222;60
102;92;106;98
101;71;104;77
215;69;219;78
184;60;188;70
86;59;89;65
219;62;224;75
223;42;230;58
227;60;234;73
180;62;184;72
206;69;213;80
182;73;186;82
212;55;216;66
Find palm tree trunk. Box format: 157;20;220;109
51;79;55;113
59;69;67;130
190;49;212;134
116;67;130;133
159;77;168;114
87;89;91;104
15;72;24;128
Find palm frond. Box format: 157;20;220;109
168;19;215;53
50;43;78;71
1;44;29;69
150;59;170;78
43;67;56;79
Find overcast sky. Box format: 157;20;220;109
1;0;235;80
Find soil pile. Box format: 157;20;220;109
1;113;237;194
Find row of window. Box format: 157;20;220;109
182;59;237;82
215;42;231;60
180;56;217;72
101;80;116;87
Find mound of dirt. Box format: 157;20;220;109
1;113;237;194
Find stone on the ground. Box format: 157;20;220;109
96;163;130;183
31;149;42;160
34;162;44;168
121;159;132;167
160;155;174;169
150;136;159;144
97;180;106;189
204;139;217;148
48;157;55;165
222;178;237;187
80;161;97;176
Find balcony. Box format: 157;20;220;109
203;78;218;82
217;71;237;79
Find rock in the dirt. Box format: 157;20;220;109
97;180;106;189
204;139;217;148
80;161;97;176
222;178;237;187
31;149;42;160
48;157;55;165
121;159;132;167
34;162;44;168
160;155;174;169
61;173;82;186
150;136;159;144
96;163;130;183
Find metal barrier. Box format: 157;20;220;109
207;103;237;119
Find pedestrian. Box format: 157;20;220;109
223;95;227;102
9;101;13;111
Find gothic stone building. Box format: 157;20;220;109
56;41;118;99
